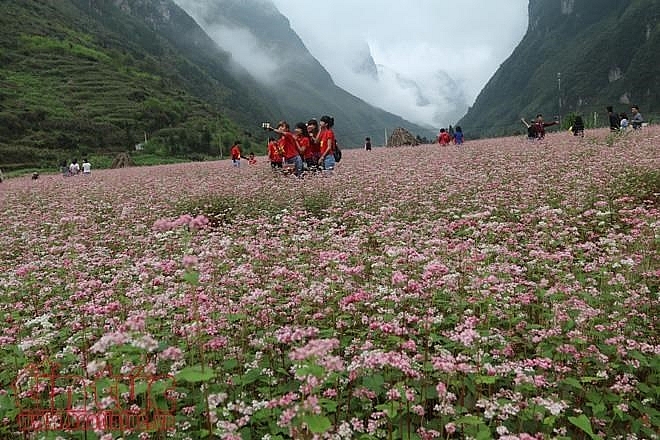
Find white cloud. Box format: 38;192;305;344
271;0;528;127
174;0;528;128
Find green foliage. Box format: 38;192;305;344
0;0;271;171
459;0;660;138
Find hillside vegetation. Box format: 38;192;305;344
0;0;431;172
459;0;660;138
0;0;280;171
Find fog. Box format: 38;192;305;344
174;0;529;128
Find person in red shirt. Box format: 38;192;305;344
307;119;321;168
230;141;241;167
317;115;336;171
267;136;283;169
438;129;451;146
294;122;313;172
270;120;302;176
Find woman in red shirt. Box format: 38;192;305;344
294;122;313;171
317;115;336;171
271;121;302;176
307;119;321;167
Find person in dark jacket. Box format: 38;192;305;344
607;106;620;131
571;115;585;137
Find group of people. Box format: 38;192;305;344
62;158;91;176
263;115;337;176
522;104;645;140
437;125;464;145
608;105;644;131
521;114;560;140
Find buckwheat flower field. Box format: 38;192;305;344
1;128;658;440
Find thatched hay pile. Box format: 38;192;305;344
111;153;135;169
387;127;419;147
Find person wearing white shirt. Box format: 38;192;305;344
69;159;80;175
82;159;91;175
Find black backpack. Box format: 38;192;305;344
333;140;342;162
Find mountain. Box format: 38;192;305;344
458;0;660;138
0;0;430;171
172;0;434;143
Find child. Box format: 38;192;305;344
69;159;80;175
438;128;451;145
364;137;372;151
82;158;92;175
571;116;585;137
267;137;283;169
453;126;464;145
231;141;241;167
619;113;629;131
248;152;257;165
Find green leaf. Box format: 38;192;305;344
562;377;583;390
183;270;199;285
321;399;338;413
475;375;497;384
363;374;385;392
476;426;493;440
241;368;263;385
568;414;599;440
302;414;332;433
296;364;325;378
223;358;239;370
454;415;483;425
376;403;398;419
176;365;215;382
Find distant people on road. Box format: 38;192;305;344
438;128;451;145
619;113;629;131
231;141;242;167
607;106;620;131
82;158;91;175
364;137;372;151
631;105;644;129
453;126;464;145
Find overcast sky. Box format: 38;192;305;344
270;0;529;127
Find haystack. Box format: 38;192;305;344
387;127;419;147
111;153;135;169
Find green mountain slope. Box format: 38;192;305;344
0;0;285;170
458;0;660;138
170;0;435;144
0;0;432;171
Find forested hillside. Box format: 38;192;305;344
0;0;429;172
0;0;285;170
458;0;659;138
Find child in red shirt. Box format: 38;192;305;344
317;115;336;171
230;141;241;167
267;137;283;169
294;122;313;171
438;129;451;146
